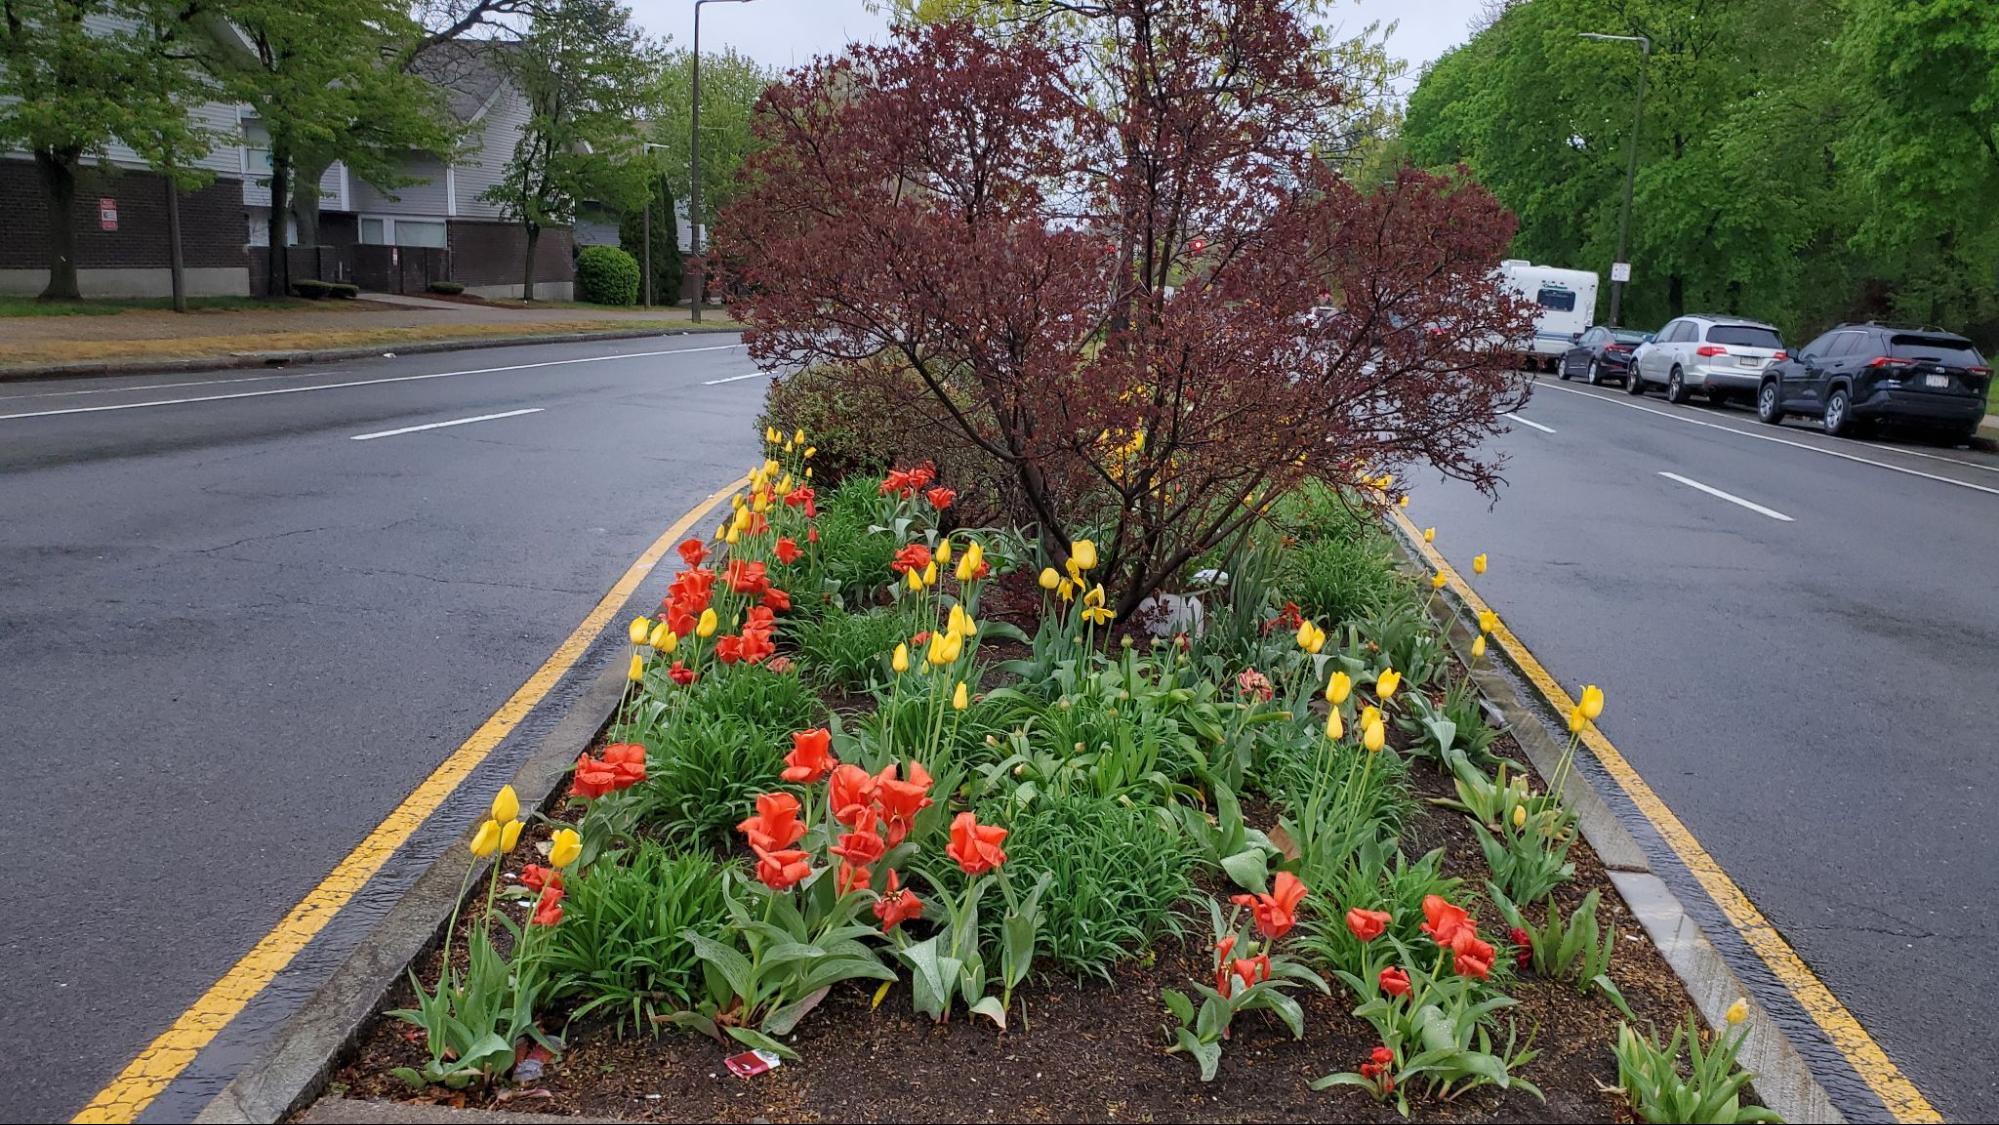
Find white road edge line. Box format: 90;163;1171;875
1509;415;1557;434
703;371;771;385
0;342;747;421
350;408;543;442
1658;471;1795;522
1538;381;1999;498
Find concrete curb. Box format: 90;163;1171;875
1383;525;1846;1125
190;651;632;1125
0;325;743;384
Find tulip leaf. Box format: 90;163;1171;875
762;986;830;1036
1310;1071;1374;1091
1220;848;1270;893
970;995;1008;1029
682;931;755;1004
724;1025;798;1061
1161;987;1195;1026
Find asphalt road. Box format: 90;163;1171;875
1412;377;1999;1121
0;337;765;1122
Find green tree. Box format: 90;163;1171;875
647;46;771;255
619;171;682;306
0;1;218;300
483;0;662;301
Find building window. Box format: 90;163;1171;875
360;217;389;245
359;216;447;248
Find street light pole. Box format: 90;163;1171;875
1581;31;1650;328
690;0;753;323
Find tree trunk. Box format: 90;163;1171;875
521;222;540;302
289;156;331;249
267;144;292;298
34;148;83;302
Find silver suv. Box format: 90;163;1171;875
1628;314;1787;405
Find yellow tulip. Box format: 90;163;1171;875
1567;706;1586;734
766;425;779;443
907;567;923;592
648;622;671;649
491;785;520;824
936;538;953;566
764;457;780;477
1423;527;1435;543
1725;997;1749;1025
792;428;805;445
783;439;794;453
778;473;793;493
892;643;910;674
731;493;746;510
947;604;967;636
752;492;771;514
1472;553;1488;575
957;610;978;639
1084;584;1106;609
927;633;951;666
1397;495;1409;508
1082;602;1114;627
1511;804;1527;830
628;652;645;682
656;628;678;656
500;818;524;852
724;526;741;546
1361;704;1381;730
804;446;816;459
1038;567;1060;591
469;819;500;857
1325;670;1352;705
1471;634;1487;660
939;631;963;663
953;681;969;710
628;616;651;645
805;467;813;479
549;827;582;869
1057;578;1075;602
1376;667;1401;700
1431;572;1447;590
1478;609;1498;635
922;560;938;587
696;608;718;638
1324;708;1344;740
1579;684;1605;721
1071;539;1098;571
714;521;727;540
1362;719;1385;753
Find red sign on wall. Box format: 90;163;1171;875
99;198;118;231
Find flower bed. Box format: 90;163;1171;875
337;438;1779;1123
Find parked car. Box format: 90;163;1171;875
1756;322;1992;440
1497;260;1599;370
1558;325;1651;386
1627;315;1786;404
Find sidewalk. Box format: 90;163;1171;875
0;296;741;378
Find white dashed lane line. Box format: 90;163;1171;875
1658;471;1795;522
350;408;543;442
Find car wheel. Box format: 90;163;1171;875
1665;367;1689;404
1586;359;1604;386
1823;387;1854;436
1626;367;1647;395
1559;358;1572;381
1756;380;1785;425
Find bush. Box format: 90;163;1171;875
985;793;1195;980
1285;533;1401;630
329;282;360;299
576;244;641;306
427;280;466;296
291;279;334;299
544;841;729;1035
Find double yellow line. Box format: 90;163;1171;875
1390;508;1941;1124
73;477;746;1124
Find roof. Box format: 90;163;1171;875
407;39;515;124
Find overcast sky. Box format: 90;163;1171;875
624;0;1486;91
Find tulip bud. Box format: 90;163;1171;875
1478;609;1498;635
1325;671;1352;705
793;428;805;445
500;818;524;852
1725;997;1749;1025
1431;572;1447;590
1362;719;1385;753
1325;708;1344;740
936;538;953;565
1376;667;1401;700
805;446;816;458
1071;539;1098;571
648;622;671;649
1472;553;1488;575
1567;706;1586;734
1423;527;1435;543
628;652;645;682
907;568;923;592
953;681;969;710
1511;804;1527;830
491;785;520;825
656;628;678;655
922;561;937;587
1579;684;1605;721
696;608;718;638
1038;567;1060;590
628;616;651;645
1398;495;1409;508
549;827;582;868
469;819;500;857
1471;634;1486;660
892;643;909;674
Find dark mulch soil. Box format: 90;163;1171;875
333;710;1689;1123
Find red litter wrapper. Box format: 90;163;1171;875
724;1048;783;1079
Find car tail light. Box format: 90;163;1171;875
1695;345;1727;357
1865;356;1911;369
1772;350;1788;361
1606;343;1630;353
1971;365;1993;376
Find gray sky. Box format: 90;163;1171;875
624;0;1485;89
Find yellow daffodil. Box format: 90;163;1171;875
1038;566;1060;591
1579;684;1605;721
549;827;582;868
1071;539;1098;571
892;643;909;674
1472;553;1488;575
1471;634;1487;659
1725;997;1749;1025
628;616;651;645
907;567;923;592
469;819;500;857
491;785;520;824
1423;527;1435;543
953;681;969;710
1431;572;1447;590
936;538;953;566
1567;706;1586;734
696;607;718;638
1478;609;1498;635
1324;708;1344;740
628;652;645;681
1325;670;1352;705
500;819;523;852
1376;667;1401;700
1362;719;1386;753
1511;804;1527;830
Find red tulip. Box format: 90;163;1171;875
828;822;886;868
945;810;1007;875
1213;935;1238;996
762;586;792;612
601;742;647;788
782;727;837;783
828;763;878;828
1451;930;1496;979
726;559;770;596
677;539;707;567
873;869;923;931
836;861;872;894
874;761;934;846
1346;907;1391;943
531;888;564;927
571;752;620;800
1378;966;1411;998
738;791;806;852
715;635;743;665
926;486;956;511
753;845;811;890
1420;894;1473;948
668;660;697;686
1231;871;1307;940
1510;926;1533;969
774;537;801;565
891;542;932;575
519;864;562;894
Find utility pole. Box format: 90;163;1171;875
690;0;753;322
1580;31;1650;327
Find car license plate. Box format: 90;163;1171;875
1925;373;1950;388
1738;356;1763;367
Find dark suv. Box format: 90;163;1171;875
1756;323;1991;441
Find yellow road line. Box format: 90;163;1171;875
73;477;747;1125
1389;508;1942;1124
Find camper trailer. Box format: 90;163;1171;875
1498;260;1600;370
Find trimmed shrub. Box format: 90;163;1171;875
328;282;360;299
291;279;334;299
427;280;466;296
576;244;641;306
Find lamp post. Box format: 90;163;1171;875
691;0;754;322
1580;31;1650;327
640;141;669;308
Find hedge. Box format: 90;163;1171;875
576;245;640;306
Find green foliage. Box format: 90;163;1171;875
1162;897;1331;1082
1488;885;1628;1016
647;46;775;241
576;244;641;306
792;606;918;691
544;843;729;1035
984;793;1196;980
1296;840;1461;981
427;281;465;296
292;279;335;299
1614;1013;1783;1124
1474;814;1576;906
619;180;683;305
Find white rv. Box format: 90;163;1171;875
1498;260;1600;368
